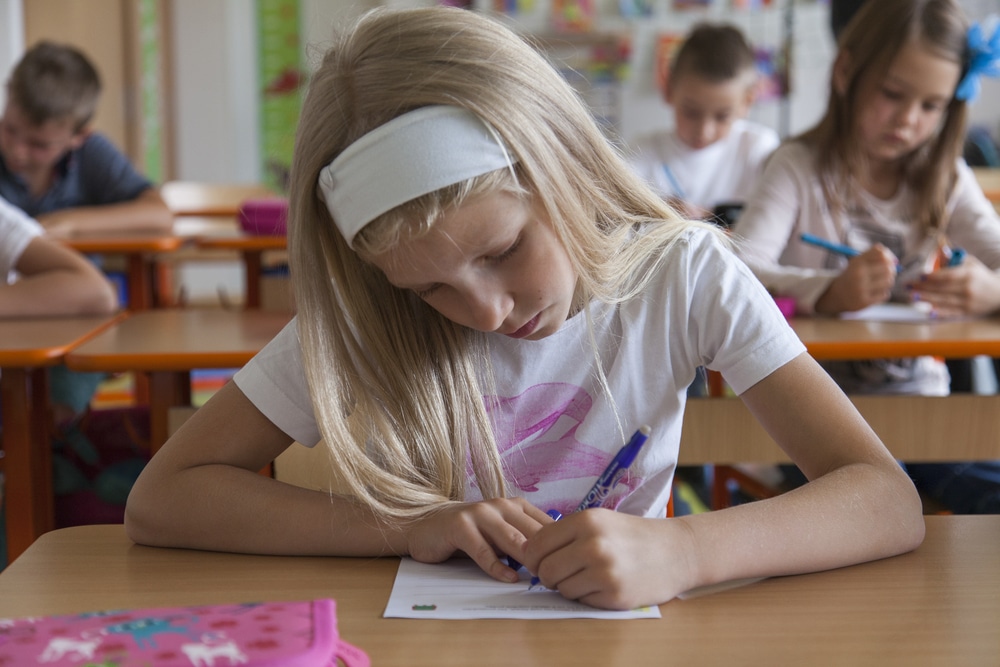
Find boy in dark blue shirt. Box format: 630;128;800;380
0;41;171;236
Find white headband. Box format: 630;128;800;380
317;105;516;247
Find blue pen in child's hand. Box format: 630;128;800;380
528;426;651;587
946;247;966;267
799;233;860;258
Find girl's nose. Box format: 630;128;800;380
695;122;716;147
464;288;511;332
898;102;920;127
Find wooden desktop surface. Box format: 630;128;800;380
64;309;292;450
790;315;1000;359
64;308;291;371
0;517;996;666
160;181;276;217
0;314;125;562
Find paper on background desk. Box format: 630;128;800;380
840;302;938;322
384;557;661;620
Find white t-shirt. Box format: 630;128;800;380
235;228;804;518
627;120;780;212
0;194;43;281
737;140;1000;395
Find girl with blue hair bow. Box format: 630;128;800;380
737;0;1000;511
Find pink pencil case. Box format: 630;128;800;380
0;598;369;666
239;197;289;236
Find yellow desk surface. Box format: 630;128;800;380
0;517;996;666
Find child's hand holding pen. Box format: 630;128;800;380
403;497;555;585
909;249;1000;318
813;245;900;314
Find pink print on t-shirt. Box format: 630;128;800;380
483;383;641;516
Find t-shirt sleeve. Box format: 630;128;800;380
0;194;43;276
946;160;1000;271
232;318;323;446
682;230;806;395
735;142;839;313
78;134;154;204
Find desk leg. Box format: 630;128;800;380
244;250;263;309
1;367;54;563
148;370;191;454
127;254;152;311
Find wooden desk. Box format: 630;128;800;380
195;231;288;309
0;517;995;665
161;181;275;217
683;317;1000;465
790;316;1000;359
64;309;292;451
65;233;185;310
0;314;123;562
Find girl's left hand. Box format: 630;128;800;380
520;508;697;610
908;255;1000;317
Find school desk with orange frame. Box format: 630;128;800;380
63;309;292;453
681;316;1000;466
0;313;124;563
64;232;186;310
0;517;995;665
193;230;288;309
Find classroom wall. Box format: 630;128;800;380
165;0;1000;183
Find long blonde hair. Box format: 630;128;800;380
801;0;969;235
288;6;716;521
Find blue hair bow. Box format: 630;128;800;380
956;18;1000;102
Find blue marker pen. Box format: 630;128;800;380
661;165;687;200
574;425;651;512
946;247;966;267
528;425;652;587
800;233;860;258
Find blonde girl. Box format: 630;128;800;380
127;6;923;610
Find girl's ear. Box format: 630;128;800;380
832;51;851;96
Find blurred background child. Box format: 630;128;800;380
0;41;171;238
737;0;1000;513
627;22;779;225
0;193;117;316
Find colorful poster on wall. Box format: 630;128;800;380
257;0;303;193
654;33;685;95
138;0;164;183
551;0;596;32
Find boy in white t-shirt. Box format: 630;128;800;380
628;23;779;225
1;193;117;316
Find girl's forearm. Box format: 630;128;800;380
675;460;924;590
125;463;409;557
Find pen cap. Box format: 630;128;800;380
618;425;651;468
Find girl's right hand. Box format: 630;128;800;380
815;244;898;314
405;498;555;584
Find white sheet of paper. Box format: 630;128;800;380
840;302;938;322
383;557;662;620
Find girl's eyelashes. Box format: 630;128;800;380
411;235;523;299
413;284;441;299
487;236;523;263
